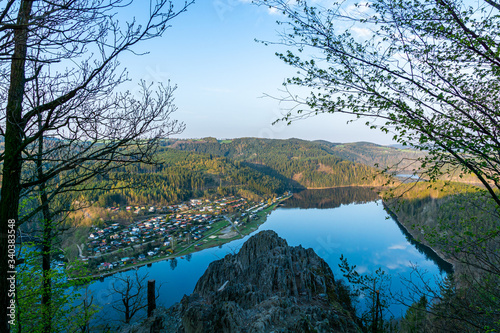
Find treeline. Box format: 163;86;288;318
382;181;500;331
165;138;386;188
383;182;498;262
283;187;380;209
77;138;396;208
82;149;288;207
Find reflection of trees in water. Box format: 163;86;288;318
385;204;453;275
169;258;177;271
282;187;380;209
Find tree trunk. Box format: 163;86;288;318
0;1;33;331
38;129;53;333
147;280;156;317
40;193;52;333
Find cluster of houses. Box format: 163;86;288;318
124;205;158;214
87;194;291;273
87;196;261;272
106;205;165;215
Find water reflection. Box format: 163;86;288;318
282;187;380;209
384;203;453;274
87;187;447;324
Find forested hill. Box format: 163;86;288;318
4;138;409;208
3;138;420;207
83;149;288;207
162;137;387;189
315;141;425;171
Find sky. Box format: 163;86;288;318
119;0;395;145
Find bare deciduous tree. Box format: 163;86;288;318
109;271;160;325
0;1;193;331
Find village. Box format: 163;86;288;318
81;193;291;276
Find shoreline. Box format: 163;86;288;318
305;184;384;190
382;201;455;273
76;195;292;281
76;191;454;281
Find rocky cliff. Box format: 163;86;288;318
125;230;361;333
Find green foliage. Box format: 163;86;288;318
256;0;500;207
402;296;428;333
384;183;500;331
339;255;392;332
254;0;500;325
383;181;498;261
14;244;98;333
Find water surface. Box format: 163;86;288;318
88;187;447;323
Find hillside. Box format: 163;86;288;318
163;137;387;189
0;138;433;194
382;181;498;270
381;182;500;331
81;149;289;207
317;141;425;171
13;137;432;212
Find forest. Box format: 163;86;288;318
80;148;288;207
70;138;394;208
382;181;500;331
164;138;388;188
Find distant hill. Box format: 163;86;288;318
162;138;387;189
16;137;433;207
316;141;425;172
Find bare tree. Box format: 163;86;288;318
0;1;193;331
109;271;160;325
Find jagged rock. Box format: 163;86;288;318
124;230;361;333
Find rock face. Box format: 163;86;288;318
130;230;361;333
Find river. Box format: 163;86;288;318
86;187;449;326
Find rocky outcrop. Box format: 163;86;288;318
126;230;361;333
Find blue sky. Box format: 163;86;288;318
120;1;394;145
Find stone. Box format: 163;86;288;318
123;230;361;333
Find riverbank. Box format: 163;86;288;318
77;194;292;280
306;184;385;190
382;200;455;273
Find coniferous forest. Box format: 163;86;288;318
78;138;390;208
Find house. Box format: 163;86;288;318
99;262;113;270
